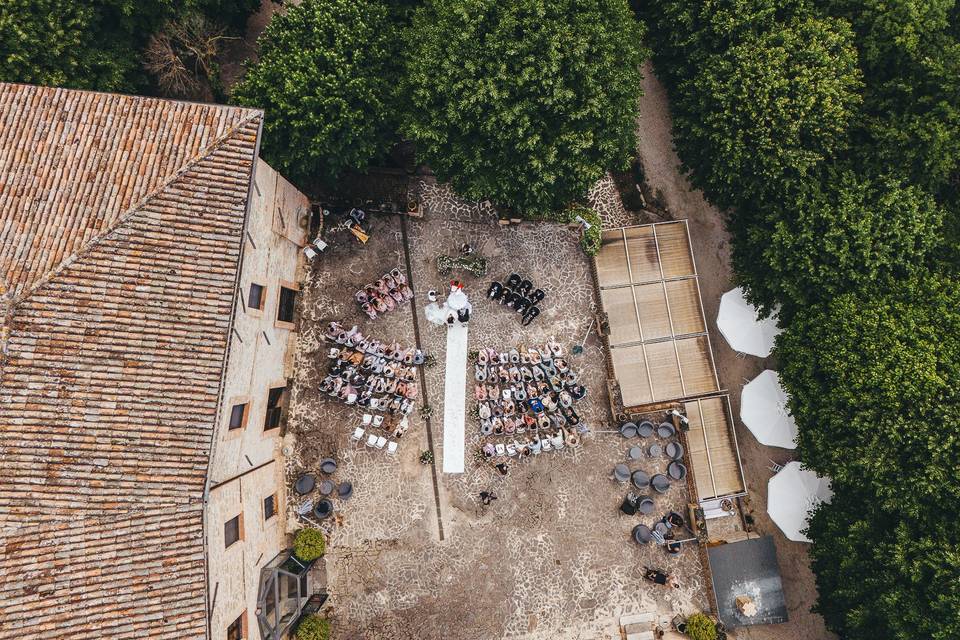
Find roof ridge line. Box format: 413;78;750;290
10;110;263;309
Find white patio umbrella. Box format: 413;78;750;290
767;462;832;543
716;287;782;357
741;370;797;449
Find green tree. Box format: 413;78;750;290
295;614;332;640
814;1;960;216
0;0;139;91
293;527;326;562
232;0;397;184
777;275;960;516
733;166;944;317
400;0;647;216
807;485;960;640
683;612;718;640
638;0;812;88
0;0;256;93
671;16;862;209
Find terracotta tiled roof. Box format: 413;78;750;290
0;84;263;639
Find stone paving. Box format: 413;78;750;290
286;178;709;639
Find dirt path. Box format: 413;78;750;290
636;61;834;640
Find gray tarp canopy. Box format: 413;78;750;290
708;536;788;627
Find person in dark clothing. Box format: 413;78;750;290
495;462;509;476
479;491;497;505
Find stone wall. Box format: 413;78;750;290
206;158;310;639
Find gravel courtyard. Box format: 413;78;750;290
286;180;710;639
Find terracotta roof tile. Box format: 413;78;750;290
0;83;263;639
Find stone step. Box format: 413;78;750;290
619;611;656;627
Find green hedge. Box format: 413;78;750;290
295;614;331;640
684;613;717;640
293;528;326;562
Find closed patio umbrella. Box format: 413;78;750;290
767;462;832;543
741;370;797;449
716;287;781;357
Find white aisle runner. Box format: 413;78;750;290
442;322;468;473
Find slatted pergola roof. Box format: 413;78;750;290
595;221;720;408
684;395;746;501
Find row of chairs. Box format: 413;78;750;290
351;426;399;455
360;413;385;428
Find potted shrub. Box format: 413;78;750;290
684;613;718;640
293;528;326;562
295;614;331;640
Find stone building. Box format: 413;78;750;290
0;84;310;640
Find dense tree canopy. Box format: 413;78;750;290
643;2;960;636
821;0;960;192
671;16;861;209
777;276;960;516
232;0;397;184
641;0;812;87
0;0;149;91
0;0;262;92
733;167;944;317
401;0;647;216
808;487;960;640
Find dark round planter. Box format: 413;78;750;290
613;464;631;483
668;461;687;480
632;524;652;544
651;474;670;493
337;481;353;500
631;470;650;490
294;474;316;495
657;422;676;438
637;421;655;437
314;499;334;519
320;458;337;474
666;441;684;460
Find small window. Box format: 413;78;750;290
225;515;242;548
264;386;286;430
263;494;276;521
228;403;248;430
277;286;297;324
248;283;265;311
227;613;245;640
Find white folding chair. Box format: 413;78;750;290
372;415;384;427
366;434;378;448
351;427;365;446
375;436;387;450
386;441;398;456
362;413;373;426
